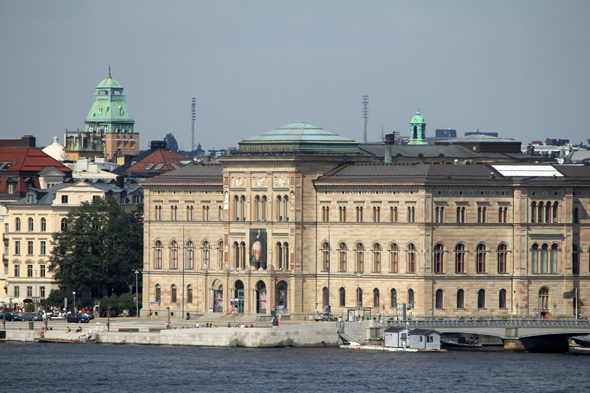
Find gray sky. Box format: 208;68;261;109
1;0;589;150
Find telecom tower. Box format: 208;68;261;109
362;95;369;143
191;97;196;152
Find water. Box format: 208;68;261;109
1;343;589;392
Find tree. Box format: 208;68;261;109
48;196;143;298
164;133;179;152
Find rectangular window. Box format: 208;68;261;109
28;241;33;255
40;286;46;298
27;264;33;277
61;195;68;204
27;286;33;297
14;264;20;277
373;206;380;223
15;240;20;255
390;206;398;223
40;241;46;255
456;206;465;223
14;286;19;298
40;265;46;277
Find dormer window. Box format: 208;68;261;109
155;164;164;170
7;182;15;194
171;163;179;169
61;195;68;204
98;108;102;115
145;164;154;170
120;107;124;115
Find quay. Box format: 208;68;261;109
2;317;590;353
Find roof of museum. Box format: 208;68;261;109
140;163;223;186
242;122;354;142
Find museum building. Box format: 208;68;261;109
141;120;589;321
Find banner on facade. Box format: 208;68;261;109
249;229;267;270
563;290;576;299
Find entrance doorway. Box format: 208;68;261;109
234;280;245;314
214;286;223;313
256;281;267;314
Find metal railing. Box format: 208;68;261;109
400;319;590;329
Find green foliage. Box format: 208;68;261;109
98;293;141;317
48;196;143;297
42;289;69;308
164;133;179;152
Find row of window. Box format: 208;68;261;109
12;264;46;278
323;287;506;310
12;241;47;256
12;285;46;298
12;217;68;232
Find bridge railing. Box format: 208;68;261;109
399;319;590;329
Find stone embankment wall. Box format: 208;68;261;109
97;323;339;347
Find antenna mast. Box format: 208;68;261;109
191;97;196;152
362;95;369;143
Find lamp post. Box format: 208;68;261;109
327;224;331;320
34;269;39;313
133;270;141;319
73;291;76;312
356;273;362;320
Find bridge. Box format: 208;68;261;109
399;319;590;352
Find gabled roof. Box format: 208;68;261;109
127;149;192;173
384;326;408;333
409;329;441;336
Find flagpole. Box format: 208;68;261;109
182;225;185;321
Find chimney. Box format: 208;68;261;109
384;133;395;163
527;145;535;156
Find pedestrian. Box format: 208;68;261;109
227;322;231;327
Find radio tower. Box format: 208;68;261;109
362;95;369;143
191;98;196;152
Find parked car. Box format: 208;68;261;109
314;312;338;322
4;312;23;321
66;313;90;323
23;313;43;321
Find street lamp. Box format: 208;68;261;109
73;291;76;312
133;270;141;319
356;273;362;319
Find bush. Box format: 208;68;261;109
98;293;141;317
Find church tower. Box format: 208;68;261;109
408;107;427;145
84;71;139;162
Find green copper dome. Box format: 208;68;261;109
97;75;123;89
410;107;425;124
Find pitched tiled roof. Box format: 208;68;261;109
0;147;72;173
127;149;192;173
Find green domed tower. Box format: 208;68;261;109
84;71;139;162
408;107;427;145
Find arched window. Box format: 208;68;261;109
538;202;544;223
435;289;443;309
531;243;539;273
540;243;548;273
356;288;363;306
283;242;289;270
202;241;210;269
372;243;382;273
217;240;224;269
373;206;380;222
61;217;67;230
254;195;260;221
155;284;161;303
457;289;464;309
277;195;283;221
497;243;508;274
389;243;399;273
239;242;246;269
171;284;177;303
476;243;486;273
477;289;486;309
187;285;193;303
40;217;46;232
531;202;536;223
240;196;246;221
186;240;195;270
539;287;549;316
408;289;414;309
283;195;289;221
233;195;240;221
276;281;288;309
338;243;347;272
170;240;178;269
553;202;559;223
28;217;34;232
390;206;398;223
406;243;416;274
545;202;551;223
261;196;267;221
373;288;380;307
355;243;364;273
322;287;329;307
154;240;163;269
499;289;507;309
390;288;397;307
321;242;330;271
573;244;580;274
233;242;239;269
339;287;346;307
433;243;444;274
15;217;21;231
550;243;558;273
